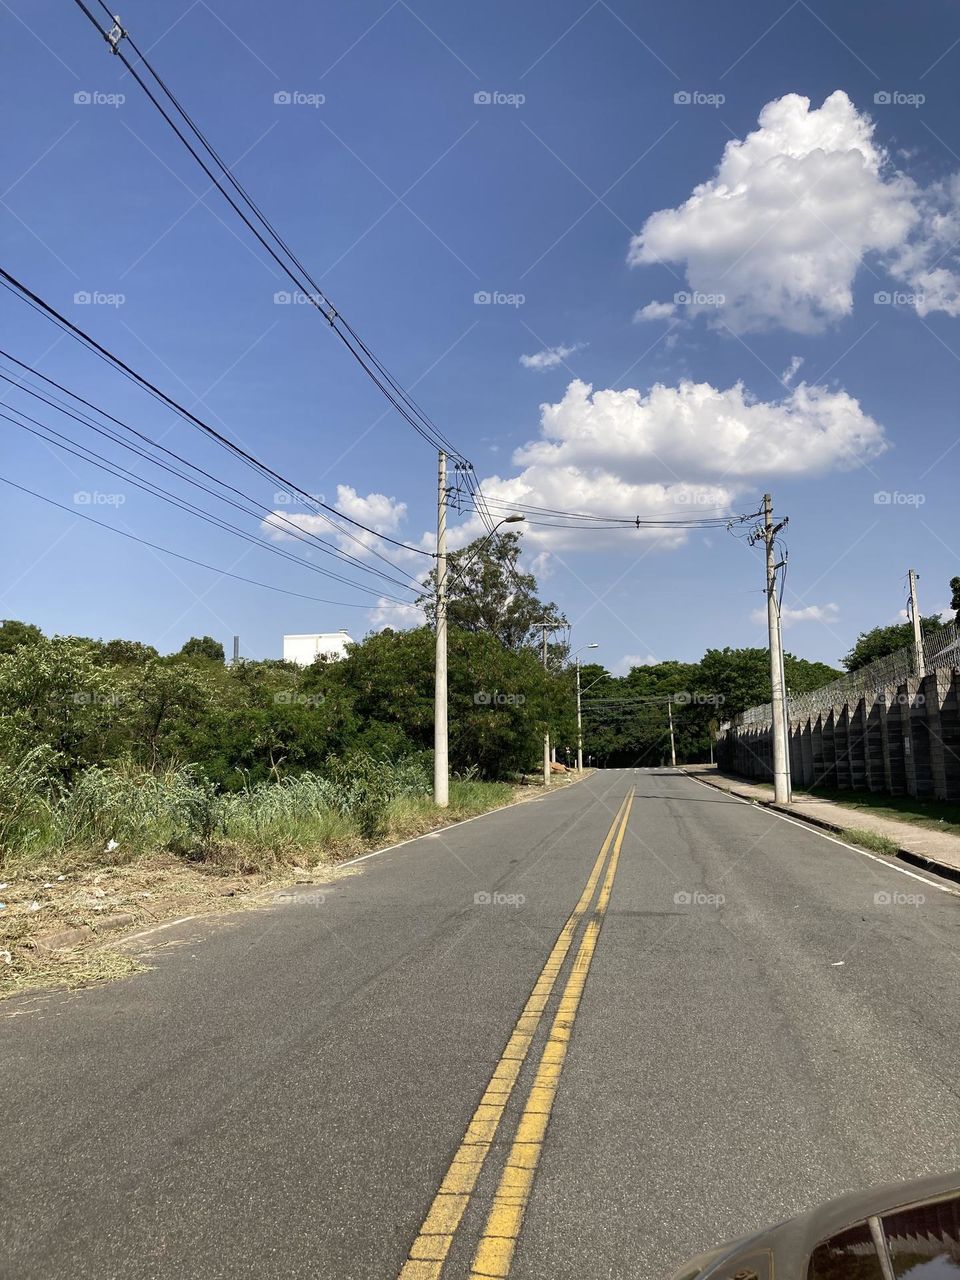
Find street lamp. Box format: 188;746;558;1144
572;642;599;772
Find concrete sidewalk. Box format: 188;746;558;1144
682;764;960;881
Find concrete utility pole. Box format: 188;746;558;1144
542;622;551;788
761;493;791;804
667;696;677;767
908;568;925;678
434;450;449;808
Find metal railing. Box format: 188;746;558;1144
735;619;958;727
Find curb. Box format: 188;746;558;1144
681;768;960;889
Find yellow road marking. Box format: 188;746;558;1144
398;791;633;1280
469;789;635;1279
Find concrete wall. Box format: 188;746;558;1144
717;670;960;802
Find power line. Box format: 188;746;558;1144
72;0;469;464
0;355;423;595
0;270;433;581
0;474;399;610
2;407;415;603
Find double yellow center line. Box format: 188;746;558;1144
399;787;635;1280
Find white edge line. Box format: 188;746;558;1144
117;781;584;945
683;772;960;897
334;779;577;868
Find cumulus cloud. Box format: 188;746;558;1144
629;90;918;333
516;378;887;481
368;598;425;631
751;602;840;628
781;355;804;385
634;300;677;323
262;484;407;558
464;374;886;552
520;342;584;371
888;172;960;316
613;654;660;675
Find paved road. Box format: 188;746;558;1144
3;768;959;1280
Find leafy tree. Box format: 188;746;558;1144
179;635;225;663
97;638;160;666
0;619;43;656
0;636;120;779
842;617;944;672
418;531;567;656
951;576;960;622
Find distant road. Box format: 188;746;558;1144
3;769;959;1279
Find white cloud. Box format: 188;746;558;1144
629;91;918;333
520;342;584;371
751;602;840;628
781;355;804;385
368;597;424;631
517;378;887;482
888;173;960;316
452;375;887;552
262;484;407;558
634;300;677;322
613;653;660;675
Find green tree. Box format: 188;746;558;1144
418;531;567;655
179;635;225;663
842;617;944;672
0;619;43;656
950;576;960;622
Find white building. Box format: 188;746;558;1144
282;630;354;666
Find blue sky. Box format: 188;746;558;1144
2;0;959;671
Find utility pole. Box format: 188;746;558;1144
576;657;584;771
541;622;550;787
908;568;925;678
760;493;790;804
667;696;677;767
434;450;449;808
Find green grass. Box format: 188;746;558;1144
838;827;901;857
0;760;521;877
793;786;960;835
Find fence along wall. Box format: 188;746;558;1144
716;620;960;801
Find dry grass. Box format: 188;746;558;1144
0;777;534;1001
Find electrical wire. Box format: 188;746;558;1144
0;271;433;583
72;0;469;465
0;356;424;594
2;407;415;604
0;474;401;609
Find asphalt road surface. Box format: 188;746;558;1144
3;768;959;1280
